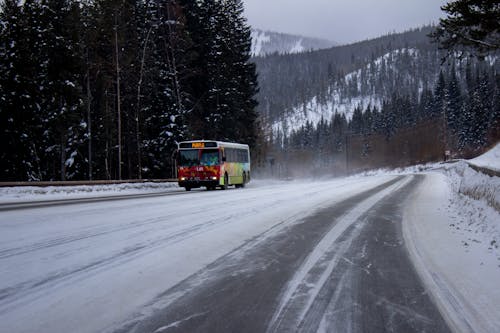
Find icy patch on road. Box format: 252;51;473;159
152;312;207;333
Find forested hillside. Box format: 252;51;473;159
254;27;499;177
0;0;258;181
1;1;498;181
251;29;336;56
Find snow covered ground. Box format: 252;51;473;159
404;172;500;333
0;146;498;332
404;144;500;333
468;142;500;171
0;181;180;204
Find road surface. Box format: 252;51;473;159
0;174;452;333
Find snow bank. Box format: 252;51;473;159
404;144;500;332
404;172;500;333
0;182;179;204
444;160;500;212
356;162;441;177
468;142;500;172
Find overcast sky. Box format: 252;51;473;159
243;0;446;44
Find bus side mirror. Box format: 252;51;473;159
222;156;226;162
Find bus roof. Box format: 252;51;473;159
178;140;249;150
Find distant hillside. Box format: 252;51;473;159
251;29;337;56
253;26;499;175
253;27;447;129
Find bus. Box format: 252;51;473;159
176;140;250;191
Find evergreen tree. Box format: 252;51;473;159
0;0;84;181
431;0;500;57
433;71;447;118
179;0;258;145
446;66;463;147
140;0;191;178
0;0;35;180
331;112;347;153
40;0;86;180
350;106;364;134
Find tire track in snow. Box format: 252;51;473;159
297;174;450;333
115;177;406;333
0;208;267;313
0;179;365;316
0;213;179;259
267;176;413;332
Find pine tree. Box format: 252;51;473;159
431;0;500;57
179;0;258;145
1;0;66;180
459;69;492;150
140;0;191;178
0;0;37;180
433;71;447;118
350;106;364;134
39;0;86;180
446;66;463;148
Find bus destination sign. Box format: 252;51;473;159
191;142;205;148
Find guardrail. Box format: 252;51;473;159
0;179;177;187
466;163;500;178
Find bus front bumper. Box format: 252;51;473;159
178;179;220;189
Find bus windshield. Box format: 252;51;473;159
200;149;220;166
178;150;198;167
179;149;220;167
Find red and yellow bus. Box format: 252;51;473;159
177;140;250;191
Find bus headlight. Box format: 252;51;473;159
211;176;218;180
180;177;186;181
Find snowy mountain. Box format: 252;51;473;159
273;48;421;134
253;27;498;136
251;29;337;57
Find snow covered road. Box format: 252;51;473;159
123;175;450;333
0;175;401;333
0;171;497;333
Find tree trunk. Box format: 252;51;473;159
136;27;152;179
60;136;66;181
114;14;122;180
86;53;93;180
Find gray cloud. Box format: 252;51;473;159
243;0;446;44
